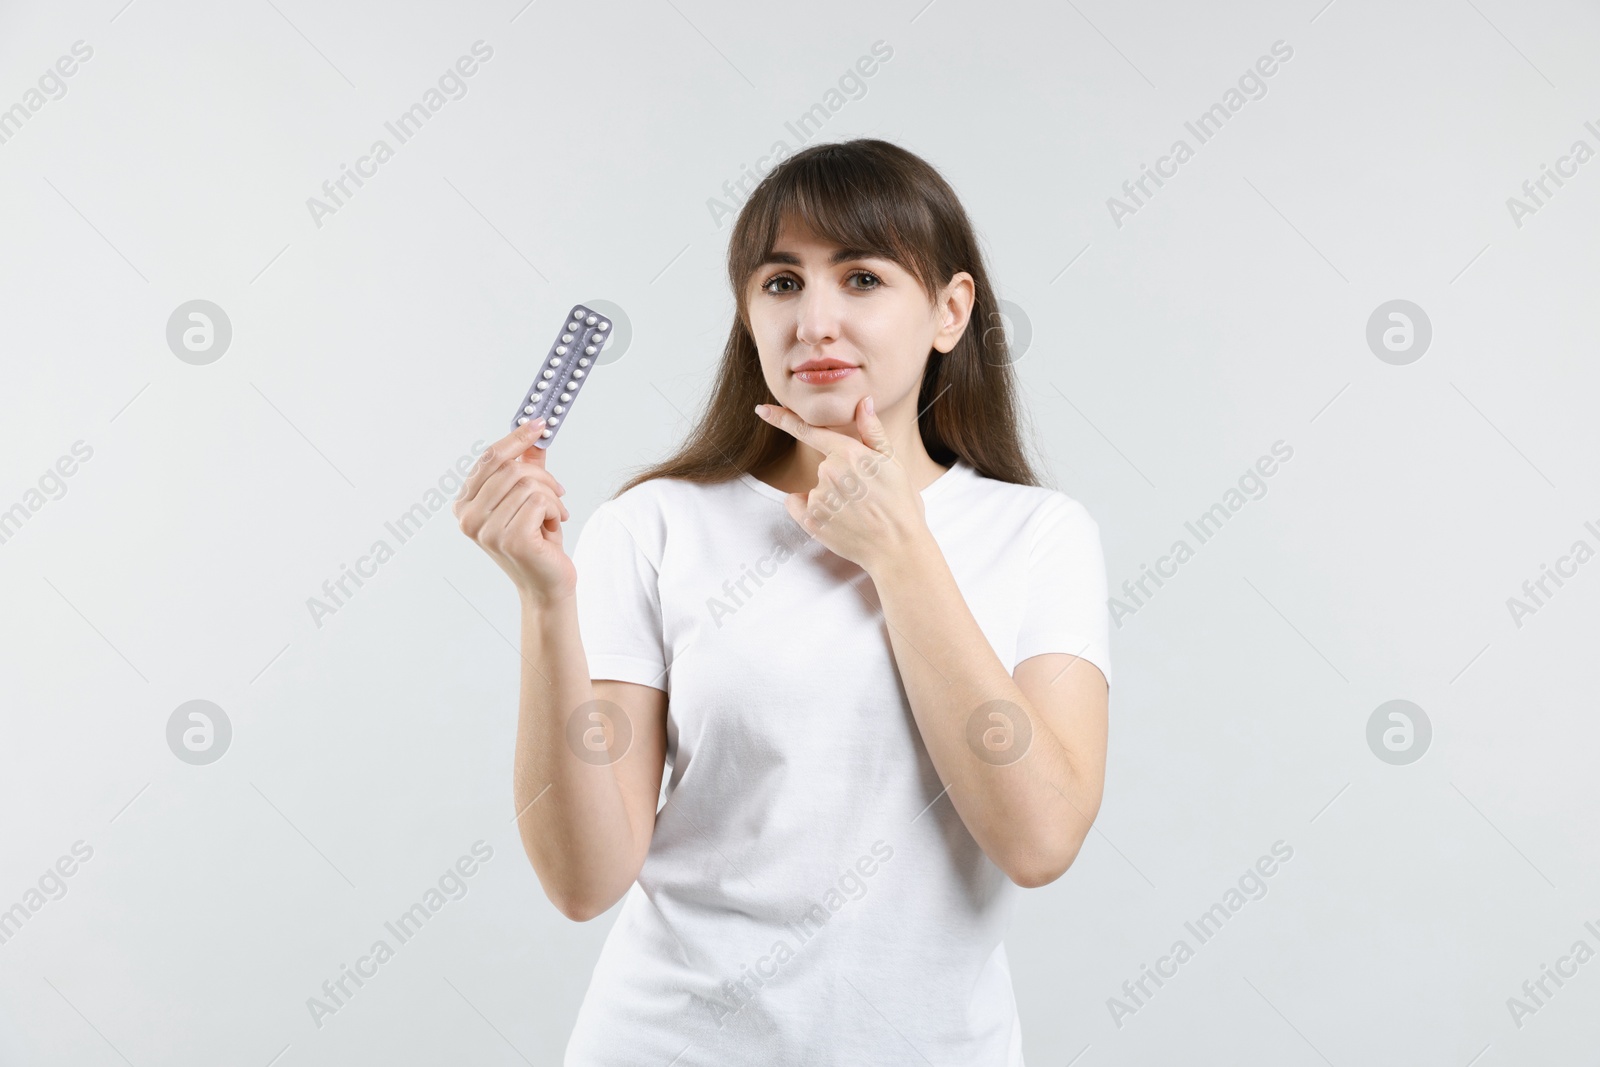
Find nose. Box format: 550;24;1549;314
794;285;842;348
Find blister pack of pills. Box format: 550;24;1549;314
509;303;612;447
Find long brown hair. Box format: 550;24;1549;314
614;137;1042;497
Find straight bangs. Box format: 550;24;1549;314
728;147;947;328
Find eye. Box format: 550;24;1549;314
758;269;882;295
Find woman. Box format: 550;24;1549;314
454;138;1111;1064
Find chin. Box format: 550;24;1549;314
796;396;859;427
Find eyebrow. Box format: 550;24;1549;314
757;247;891;268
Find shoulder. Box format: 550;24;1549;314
958;464;1102;551
580;472;744;559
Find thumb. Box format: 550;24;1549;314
782;491;818;538
517;418;550;465
857;394;891;454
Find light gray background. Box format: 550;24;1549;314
2;0;1597;1063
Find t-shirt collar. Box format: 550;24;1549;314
739;458;971;504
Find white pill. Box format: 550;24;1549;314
554;405;565;414
542;369;555;380
550;357;563;366
560;392;572;401
573;369;585;378
597;322;609;331
523;404;535;414
567;321;579;331
548;416;559;425
585;314;597;325
561;333;573;343
541;429;552;438
555;346;567;356
584;346;597;356
517;416;529;425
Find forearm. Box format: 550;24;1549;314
870;535;1097;885
512;593;639;917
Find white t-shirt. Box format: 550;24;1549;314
563;457;1111;1065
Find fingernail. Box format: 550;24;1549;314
754;404;766;416
865;395;875;415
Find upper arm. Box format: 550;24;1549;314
1011;492;1112;837
1013;651;1109;837
570;500;672;876
592;679;669;877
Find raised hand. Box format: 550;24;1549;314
454;418;575;605
753;394;930;575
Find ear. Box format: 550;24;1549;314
934;272;977;353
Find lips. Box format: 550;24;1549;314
793;358;858;385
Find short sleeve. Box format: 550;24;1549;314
572;501;670;692
1013;495;1112;688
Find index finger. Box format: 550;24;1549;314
758;404;852;455
458;418;545;502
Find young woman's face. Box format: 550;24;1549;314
745;221;973;433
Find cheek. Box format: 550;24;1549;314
744;311;775;360
858;310;930;375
